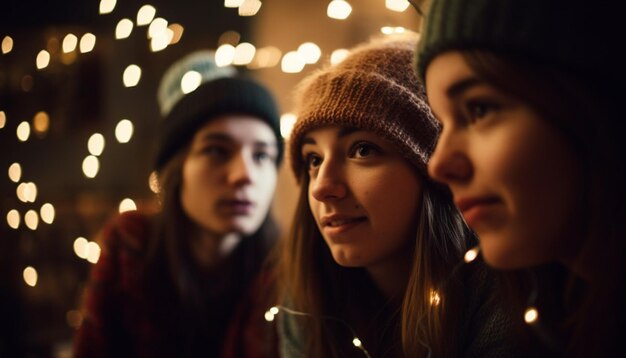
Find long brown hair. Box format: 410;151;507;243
462;50;626;356
278;162;475;357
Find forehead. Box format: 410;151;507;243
194;114;277;145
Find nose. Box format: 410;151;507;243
227;150;254;187
427;128;472;185
310;159;347;202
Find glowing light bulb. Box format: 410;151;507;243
524;307;539;324
7;210;20;229
17;121;31;141
40;203;55;224
119;198;137;213
33;111;50;134
148;17;168;39
8;163;22;183
74;237;89;259
88;133;105;156
280;113;297;138
24;210;39;230
352;338;362;347
0;110;5;128
224;0;244;8
137;5;156;26
116;18;134;39
180;71;202;94
36;50;50;69
330;49;349;65
327;0;352;20
82;155;100;178
464;246;480;263
23;266;38;287
233;42;256;65
298;42;321;64
115;119;134;143
62;34;78;53
430;289;441;305
281;51;305;73
215;44;235;67
123;64;142;87
99;0;117;14
79;33;96;53
239;0;262;16
86;242;101;263
385;0;410;12
2;36;14;54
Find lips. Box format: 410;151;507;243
218;199;255;215
455;196;501;227
320;214;367;236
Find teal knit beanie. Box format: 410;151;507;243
416;0;623;92
155;50;283;170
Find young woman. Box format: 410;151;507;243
73;51;283;357
276;34;518;357
417;0;626;355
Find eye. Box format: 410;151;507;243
465;99;499;123
253;151;273;163
350;142;380;159
304;153;322;170
202;145;229;158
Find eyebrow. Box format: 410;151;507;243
446;76;485;98
302;126;360;145
200;132;277;148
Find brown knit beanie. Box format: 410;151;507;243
289;33;440;182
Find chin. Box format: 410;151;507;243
330;249;367;268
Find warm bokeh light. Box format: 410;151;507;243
330;49;349;65
62;34;78;53
119;198;137;213
281;51;305;73
429;290;441;305
264;311;275;322
148;171;160;194
352;338;362;348
8;163;22;183
7;210;20;229
215;44;235;67
524;307;539;324
99;0;116;14
327;0;352;20
33;111;50;134
115;119;134;143
0;110;5;128
385;0;410;12
79;33;96;53
381;26;406;35
36;50;50;69
123;64;141;87
88;133;105;156
82;155;100;178
2;36;14;54
40;203;55;224
181;71;202;94
24;210;39;230
23;266;38;287
298;42;322;64
115;18;134;39
137;5;157;26
280;113;297;138
73;237;89;259
2;36;13;54
248;46;281;69
148;17;168;39
17;121;31;142
464;247;479;263
86;242;101;264
66;310;83;329
168;24;184;45
16;182;37;203
224;0;244;8
16;183;28;203
150;29;173;52
239;0;262;16
218;30;240;46
233;42;256;65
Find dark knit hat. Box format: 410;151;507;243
416;0;623;91
155;50;283;170
289;33;440;181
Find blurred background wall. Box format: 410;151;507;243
0;1;423;356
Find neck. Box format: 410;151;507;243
191;230;242;269
366;248;412;302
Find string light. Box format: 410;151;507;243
215;44;236;67
148;171;160;194
464;246;480;263
33;111;50;135
99;0;116;14
115;119;134;143
36;50;50;69
79;33;96;53
148;18;168;39
0;110;5;128
151;29;173;52
7;209;20;229
24;210;39;230
40;203;55;224
137;5;156;26
330;49;349;65
115;19;134;39
8;162;22;183
168;24;184;45
82;155;100;178
385;0;410;12
119;198;137;213
264;305;372;358
280;113;297;138
62;34;78;53
86;242;102;264
2;36;14;54
17;121;31;142
298;42;322;64
524;307;539;324
23;266;38;287
73;237;89;259
281;51;305;73
233;42;256;65
327;0;352;20
123;64;142;87
238;0;262;16
224;0;244;8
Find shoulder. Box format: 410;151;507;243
99;211;154;253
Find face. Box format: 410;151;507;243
302;126;423;270
180;115;278;237
425;51;582;269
